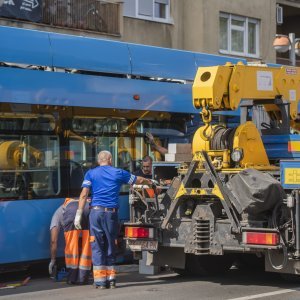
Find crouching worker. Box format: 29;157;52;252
74;150;152;289
63;198;91;284
49;198;91;284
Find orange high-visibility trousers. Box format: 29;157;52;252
63;198;91;284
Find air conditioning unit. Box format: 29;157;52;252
276;5;283;25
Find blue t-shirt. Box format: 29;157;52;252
82;165;137;208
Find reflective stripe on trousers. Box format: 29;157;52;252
93;265;107;285
64;229;92;283
89;209;118;285
107;265;116;281
63;198;91;284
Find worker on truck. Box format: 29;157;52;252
145;132;168;161
133;155;153;179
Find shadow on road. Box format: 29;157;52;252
1;263;299;297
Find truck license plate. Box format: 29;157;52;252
127;240;158;251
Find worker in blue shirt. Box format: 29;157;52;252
74;150;152;289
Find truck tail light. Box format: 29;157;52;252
125;227;154;238
243;232;279;246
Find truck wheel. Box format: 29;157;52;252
233;254;264;271
280;273;300;282
175;254;234;276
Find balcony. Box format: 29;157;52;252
42;0;121;35
0;0;121;36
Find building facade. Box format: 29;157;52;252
0;0;299;65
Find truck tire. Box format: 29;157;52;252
175;254;234;276
280;273;300;282
233;254;264;271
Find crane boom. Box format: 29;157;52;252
192;62;300;121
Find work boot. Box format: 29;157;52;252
95;284;107;289
108;280;116;289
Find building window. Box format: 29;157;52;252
123;0;170;23
219;13;260;57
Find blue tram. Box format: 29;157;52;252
0;25;244;270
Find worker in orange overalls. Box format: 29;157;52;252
49;198;91;284
63;198;91;284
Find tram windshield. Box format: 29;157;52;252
0;103;192;200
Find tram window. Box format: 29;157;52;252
136;119;187;135
68;135;135;194
131;136;147;171
116;137;132;171
0;116;55;132
69;139;94;195
95;136;134;193
72;117;128;134
0;135;60;200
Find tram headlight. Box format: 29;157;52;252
231;148;243;163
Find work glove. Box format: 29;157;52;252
74;209;83;230
48;259;56;275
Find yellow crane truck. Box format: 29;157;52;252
125;62;300;278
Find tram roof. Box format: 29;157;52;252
0;25;250;115
0;25;245;81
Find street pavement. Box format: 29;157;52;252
2;265;300;300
